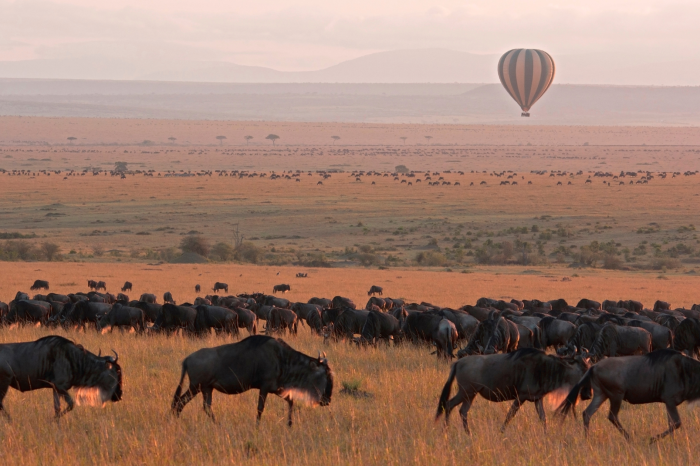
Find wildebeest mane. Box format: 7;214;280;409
644;348;681;366
505;347;543;360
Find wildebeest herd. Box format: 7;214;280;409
3;280;700;442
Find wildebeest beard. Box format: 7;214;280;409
75;386;111;407
278;354;333;407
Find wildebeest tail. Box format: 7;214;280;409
557;367;593;417
171;359;189;412
435;363;458;419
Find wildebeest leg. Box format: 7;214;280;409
500;399;522;432
458;394;476;434
535;399;547;432
0;381;10;420
201;387;215;422
286;398;294;427
53;389;74;418
606;397;629;440
256;391;268;423
582;392;607;436
172;386;199;416
650;403;682;443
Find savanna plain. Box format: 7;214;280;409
1;118;700;465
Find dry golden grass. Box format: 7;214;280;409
1;263;700;464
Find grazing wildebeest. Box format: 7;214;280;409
458;312;519;357
559;350;700;442
291;302;322;322
265;308;298;335
195;284;201;293
213;282;229;293
558;322;602;356
576;298;601;310
331;296;356;310
171;336;333;425
139;293;157;304
60;301;111;331
308;297;332;309
264;296;291;309
0;336;122;419
273;284;291;294
231;307;258;335
437;348;589;433
95;281;107;291
627;320;673;350
98;303;145;333
588;323;652;361
673;317;700;357
116;293;129;303
88;280;98;290
194;305;239;337
121;281;132;292
326;309;369;342
163;292;175;304
130;301;162;323
306;309;323;335
359;310;402;346
6;300;52;325
435;319;458;359
401;313;442;344
155;304;197;335
367;285;383;296
653;300;671;312
30;280;49;291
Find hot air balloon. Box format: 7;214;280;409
497;49;555;117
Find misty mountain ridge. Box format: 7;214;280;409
1;48;699;86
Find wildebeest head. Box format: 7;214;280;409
75;350;123;406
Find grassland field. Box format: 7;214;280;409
1;117;700;464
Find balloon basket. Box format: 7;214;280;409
521;112;530;117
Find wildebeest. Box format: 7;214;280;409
121;281;132;292
56;300;111;331
95;281;107;291
0;336;122;419
539;317;577;350
308;297;332;309
231;307;258;335
627;320;673;350
359;310;402;346
331;296;356;310
588;323;652;361
155;304;197;335
98;303;145;333
129;301;162;323
273;284;291;294
195;284;201;293
576;298;601;310
171;336;333;425
139;293;157;304
213;282;229;293
30;280;49;291
265;308;298;335
194;305;239;337
306;308;323;335
291;302;322;322
367;285;383;296
435;319;458;359
673;317;700;357
326;309;369;342
458;312;519;356
163;292;175;304
559;350;700;442
436;348;589;433
6;300;53;325
88;280;98;290
116;293;129;302
264;296;291;309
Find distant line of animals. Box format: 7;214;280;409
4;279;700;441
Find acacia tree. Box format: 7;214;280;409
67;137;77;145
400;137;407;145
331;136;340;145
244;135;253;145
425;136;433;144
168;137;177;144
265;134;280;146
216;135;227;146
41;242;61;261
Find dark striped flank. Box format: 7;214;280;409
497;49;555;113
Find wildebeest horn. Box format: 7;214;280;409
322;351;326;359
318;351;322;360
111;349;118;363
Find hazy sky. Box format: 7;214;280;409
1;0;698;70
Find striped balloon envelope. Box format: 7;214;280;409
497;49;555;117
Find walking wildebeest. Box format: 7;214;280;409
627;320;673;350
273;284;291;294
0;336;122;419
95;281;107;291
194;305;239;337
171;336;333;425
121;281;132;292
265;308;298;335
559;349;700;442
458;312;519;356
588;323;652;361
539;317;577;350
213;282;228;293
367;285;383;296
155;304;197;335
98;303;145;333
30;280;49;291
325;309;369;342
359;310;402;346
435;319;458;360
6;300;53;325
88;280;98;290
673;317;700;357
436;348;589;433
163;291;175;304
195;284;201;293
